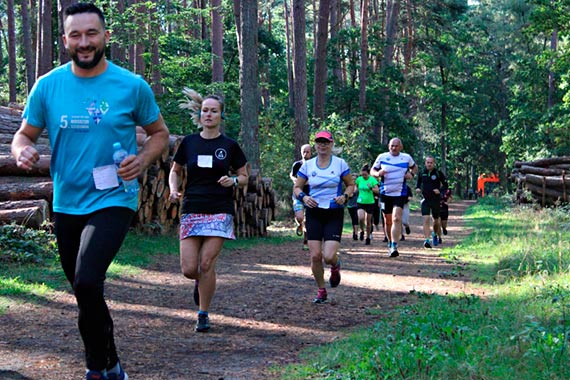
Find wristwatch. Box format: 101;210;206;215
233;176;239;188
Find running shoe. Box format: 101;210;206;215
313;288;328;304
359;231;364;241
389;246;399;257
400;234;405;241
424;241;432;249
383;236;388;243
107;368;128;380
438;236;443;245
352;232;358;241
432;234;439;247
442;227;447;235
193;280;200;306
329;259;341;287
295;224;303;236
365;237;371;245
405;224;411;235
86;371;107;380
195;313;210;332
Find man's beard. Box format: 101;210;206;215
70;46;105;70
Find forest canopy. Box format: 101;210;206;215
1;0;569;202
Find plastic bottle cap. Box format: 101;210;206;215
113;142;122;150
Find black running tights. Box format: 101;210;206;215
54;207;134;371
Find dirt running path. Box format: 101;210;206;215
0;200;483;380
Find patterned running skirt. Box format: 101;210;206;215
179;213;235;240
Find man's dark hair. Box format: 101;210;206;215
64;2;106;29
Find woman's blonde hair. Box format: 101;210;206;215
179;88;225;128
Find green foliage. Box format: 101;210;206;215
3;0;570;202
0;223;58;265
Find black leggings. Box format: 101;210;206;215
54;207;134;371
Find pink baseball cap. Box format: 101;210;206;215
314;131;333;142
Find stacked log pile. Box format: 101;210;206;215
0;106;276;236
511;156;570;206
0;106;53;228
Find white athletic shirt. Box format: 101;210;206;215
297;155;350;209
372;152;415;196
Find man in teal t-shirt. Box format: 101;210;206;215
355;164;379;245
11;3;169;380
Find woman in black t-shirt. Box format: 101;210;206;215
169;90;248;333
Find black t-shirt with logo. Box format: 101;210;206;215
416;168;448;200
173;133;247;215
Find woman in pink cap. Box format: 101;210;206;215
293;131;354;303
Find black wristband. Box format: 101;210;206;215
297;191;306;201
343;193;349;200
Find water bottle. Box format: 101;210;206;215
112;142;139;195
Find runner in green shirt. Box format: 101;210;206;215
355;164;379;245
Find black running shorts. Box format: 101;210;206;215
305;207;344;242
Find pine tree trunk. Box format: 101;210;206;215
292;0;309;160
283;0;295;115
359;0;369;112
7;0;17;102
20;0;36;91
211;0;224;83
313;0;331;128
57;0;73;64
35;0;53;78
238;0;261;170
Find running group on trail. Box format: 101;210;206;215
291;134;451;304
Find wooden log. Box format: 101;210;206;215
0;199;50;228
0;176;53;202
515;156;570;168
0;154;51;176
524;182;568;202
524;173;570;188
519;164;568;176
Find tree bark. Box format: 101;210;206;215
201;0;208;41
515;156;570;168
232;0;241;57
211;0;224;83
518;164;569;176
329;0;343;87
57;0;73;64
110;0;126;63
20;0;36;92
313;0;331;127
150;0;163;94
0;176;53;202
359;0;369;112
0;200;50;229
238;0;261;170
7;0;17;102
283;0;295;115
292;0;309;160
0;154;51;176
36;0;53;78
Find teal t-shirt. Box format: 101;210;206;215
23;61;160;214
355;175;378;204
